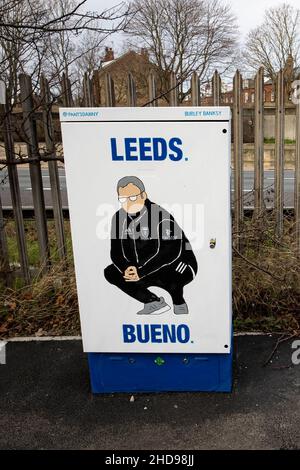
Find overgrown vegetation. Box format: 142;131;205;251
1;211;300;338
0;220;80;337
264;138;296;145
233;211;300;334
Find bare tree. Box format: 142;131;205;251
0;0;131;37
0;0;48;103
244;3;300;82
126;0;239;101
42;0;77;85
75;31;106;79
0;0;131;103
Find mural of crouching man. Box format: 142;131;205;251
104;176;198;315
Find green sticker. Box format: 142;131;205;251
154;356;165;366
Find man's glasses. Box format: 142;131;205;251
118;191;143;204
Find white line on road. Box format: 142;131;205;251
267;177;294;181
26;188;52;191
6;336;82;342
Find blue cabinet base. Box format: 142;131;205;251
88;350;233;393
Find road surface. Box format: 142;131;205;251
0;167;296;209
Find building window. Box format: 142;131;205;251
271;91;275;102
251;93;254;103
244;92;249;103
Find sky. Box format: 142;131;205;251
229;0;300;40
85;0;300;46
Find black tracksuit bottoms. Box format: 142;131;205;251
104;263;195;305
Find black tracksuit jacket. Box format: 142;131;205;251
110;198;198;280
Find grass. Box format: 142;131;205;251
264;138;296;144
4;219;74;267
1;211;300;338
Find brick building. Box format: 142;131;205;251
97;48;161;106
202;56;298;105
201;79;275;105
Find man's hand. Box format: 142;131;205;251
124;266;140;282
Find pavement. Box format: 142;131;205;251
0;335;300;450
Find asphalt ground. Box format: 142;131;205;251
0;335;300;450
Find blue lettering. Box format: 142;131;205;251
169;137;183;161
125;138;138;161
153;138;167;161
123;324;136;343
150;325;162;343
162;324;177;343
111;138;186;162
139;138;152;161
136;324;150;343
122;324;191;344
111;138;123;161
177;324;190;343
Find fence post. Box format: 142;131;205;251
104;74;115;107
148;72;157;107
83;72;93;107
254;66;264;216
127;73;137;107
295;74;300;256
169;72;178;106
19;73;50;272
274;70;285;238
0;83;12;285
212;70;221;106
40;74;66;260
191;72;200;106
61;72;73;107
1;89;30;284
92;70;101;106
0;187;10;285
233;70;244;250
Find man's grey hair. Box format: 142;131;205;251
117;176;145;194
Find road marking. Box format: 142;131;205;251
267;177;294;181
26;187;51;191
7;336;82;342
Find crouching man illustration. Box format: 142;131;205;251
104;176;198;315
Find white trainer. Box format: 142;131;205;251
137;297;171;315
174;303;189;314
